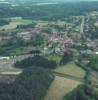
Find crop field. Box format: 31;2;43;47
53;62;86;78
44;76;80;100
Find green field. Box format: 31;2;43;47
53;62;86;78
44;76;80;100
7;45;35;56
0;17;33;30
47;54;62;64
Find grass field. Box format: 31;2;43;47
0;59;22;74
8;45;34;55
47;54;62;64
94;22;98;27
44;76;80;100
0;17;32;30
53;62;86;78
0;54;32;74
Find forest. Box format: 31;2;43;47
0;2;98;19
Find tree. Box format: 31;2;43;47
87;55;98;71
0;19;10;26
63;84;98;100
31;34;44;46
0;48;9;56
12;67;54;100
14;55;57;69
0;67;54;100
60;51;73;65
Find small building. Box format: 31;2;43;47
0;56;10;60
96;52;98;54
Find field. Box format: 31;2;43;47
7;45;35;56
94;22;98;27
0;54;32;74
47;54;62;64
44;76;80;100
0;59;22;74
53;62;86;78
0;17;32;30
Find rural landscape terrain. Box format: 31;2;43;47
0;0;98;100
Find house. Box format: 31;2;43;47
0;57;10;60
96;52;98;54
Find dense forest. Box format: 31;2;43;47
0;67;54;100
14;55;57;69
0;2;98;19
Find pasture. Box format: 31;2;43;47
53;62;86;78
47;54;62;64
0;17;32;30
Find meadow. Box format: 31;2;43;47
53;62;86;78
0;17;32;31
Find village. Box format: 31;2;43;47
0;13;98;65
1;1;98;100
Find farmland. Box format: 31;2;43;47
44;76;80;100
54;62;86;78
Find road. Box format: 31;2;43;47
80;16;85;34
0;70;84;83
53;72;84;82
1;66;98;87
0;54;32;73
0;54;98;86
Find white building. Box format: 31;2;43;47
0;57;10;60
96;52;98;54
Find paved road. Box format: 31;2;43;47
80;16;85;34
0;54;32;73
